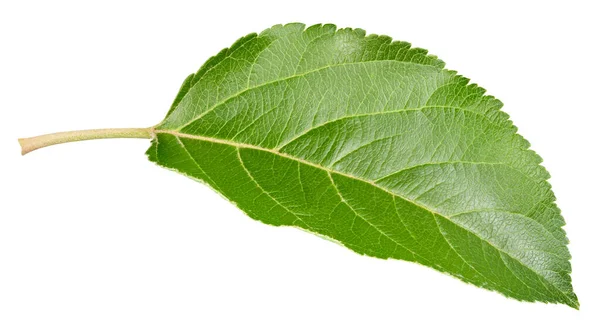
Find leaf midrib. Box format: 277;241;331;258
153;128;576;307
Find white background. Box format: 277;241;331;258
1;0;599;335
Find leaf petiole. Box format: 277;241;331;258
18;127;153;155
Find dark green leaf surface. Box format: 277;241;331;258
147;23;577;307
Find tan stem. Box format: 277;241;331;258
18;127;153;155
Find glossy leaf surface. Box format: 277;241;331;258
147;23;577;307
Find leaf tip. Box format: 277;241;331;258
567;295;580;310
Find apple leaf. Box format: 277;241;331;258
20;23;578;308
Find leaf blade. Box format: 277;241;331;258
149;23;577;307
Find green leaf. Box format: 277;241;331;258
147;23;577;308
